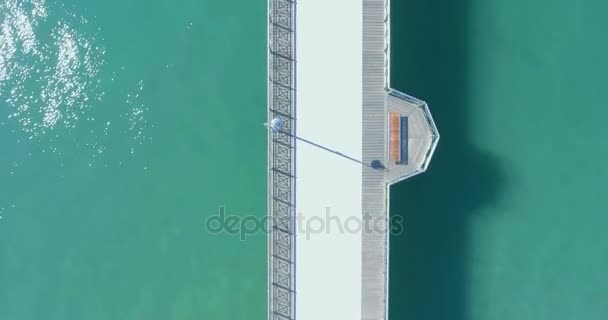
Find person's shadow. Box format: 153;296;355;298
388;1;506;320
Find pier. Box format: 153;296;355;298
267;0;439;319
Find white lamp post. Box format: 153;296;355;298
266;117;384;169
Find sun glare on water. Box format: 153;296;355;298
0;0;150;161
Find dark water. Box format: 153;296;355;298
389;0;608;319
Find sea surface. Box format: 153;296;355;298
0;0;267;319
389;0;608;320
2;0;607;320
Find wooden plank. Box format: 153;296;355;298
389;112;401;162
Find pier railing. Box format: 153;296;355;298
267;0;296;319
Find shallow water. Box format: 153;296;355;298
0;0;267;319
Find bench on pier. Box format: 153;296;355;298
389;112;409;165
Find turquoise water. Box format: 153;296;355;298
3;0;608;319
390;0;608;319
0;0;267;319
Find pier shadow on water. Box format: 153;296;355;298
388;1;505;320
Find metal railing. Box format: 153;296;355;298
267;0;296;319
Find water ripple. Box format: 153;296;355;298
0;0;105;138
